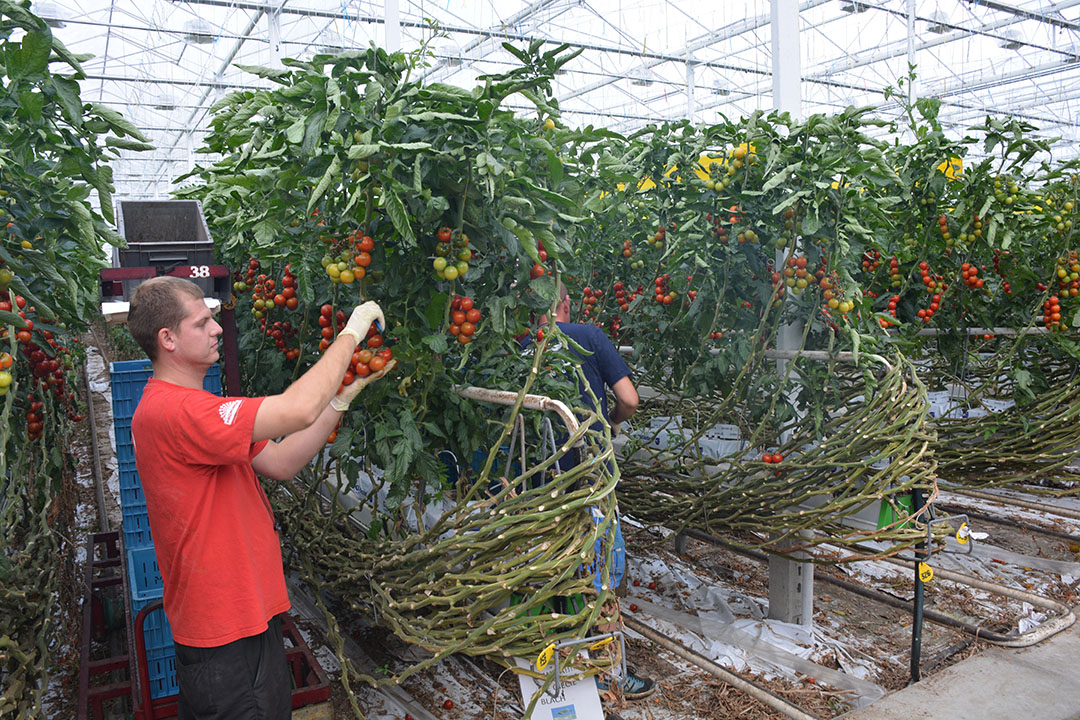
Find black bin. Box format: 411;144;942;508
113;200;222;298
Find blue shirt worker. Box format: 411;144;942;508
538;282;656;701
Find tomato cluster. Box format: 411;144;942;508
433;227;471;281
653;274;677;305
647;223;667;250
579;287;603;318
960;263;984;290
0;293;81;426
1043;295;1063;331
861;249;881;272
449;295;480;345
234;257;260;293
704;211;729;244
1054;252;1080;297
887;256;901;288
324;231;374;285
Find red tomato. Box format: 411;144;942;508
369;356;386;372
459;297;474;312
465;308;481;323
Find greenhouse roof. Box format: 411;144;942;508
33;0;1080;199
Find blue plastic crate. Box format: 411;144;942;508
111;361;222;421
122;505;153;550
144;645;178;699
127;547;177;699
128;545;163;592
114;418;135;472
119;483;144;511
118;467;141;493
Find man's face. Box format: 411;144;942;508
171;294;222;367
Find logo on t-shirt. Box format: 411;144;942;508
218;399;243;426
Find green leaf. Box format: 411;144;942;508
50;76;82;127
1073;306;1080;328
348;144;380;160
17;90;43;119
89;103;149;141
285;116;305;144
423;292;448;329
105;137;155;151
384;190;416;246
49;34;84;75
234;63;293;82
307;155;341;215
12;30;51;79
546;151;563;186
422;333;449;353
0;310;28;329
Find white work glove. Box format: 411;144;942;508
330;359;397;412
338;301;384;347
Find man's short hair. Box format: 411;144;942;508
127;277;205;361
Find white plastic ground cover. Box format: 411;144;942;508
320;465;451;535
86;345;120;501
629;415;747;458
622;553;885;708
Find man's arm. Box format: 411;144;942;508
609;376;638;425
251;359;396;481
251;404;344;481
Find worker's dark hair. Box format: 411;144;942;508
127;277;205;362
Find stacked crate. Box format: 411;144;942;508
111;359;222;699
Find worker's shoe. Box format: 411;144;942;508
598;668;656;700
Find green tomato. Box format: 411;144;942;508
458;248;472;262
442;265;459;281
456;261;469;277
433;257;448;272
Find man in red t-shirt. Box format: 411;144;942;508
127;276;392;720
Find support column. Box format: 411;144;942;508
907;0;917;102
267;4;282;66
686;52;696;122
385;0;401;53
768;0;814;628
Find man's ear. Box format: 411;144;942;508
157;326;176;353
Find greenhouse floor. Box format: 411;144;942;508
844;618;1080;719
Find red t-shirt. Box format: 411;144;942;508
131;378;290;647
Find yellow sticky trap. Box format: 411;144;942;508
956;523;970;545
536;643;556;672
918;562;934;583
588;636;614;652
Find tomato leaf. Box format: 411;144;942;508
307;155;340;215
89;102;149;141
0;310;27;329
50;76;82;127
422;334;448;353
105;136;155;152
384;189;416;247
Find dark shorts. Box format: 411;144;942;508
175;615;290;720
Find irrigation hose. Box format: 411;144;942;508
678;527;1076;648
878;556;1076;648
621;615;821;720
81;359;108;532
943;487;1080;522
